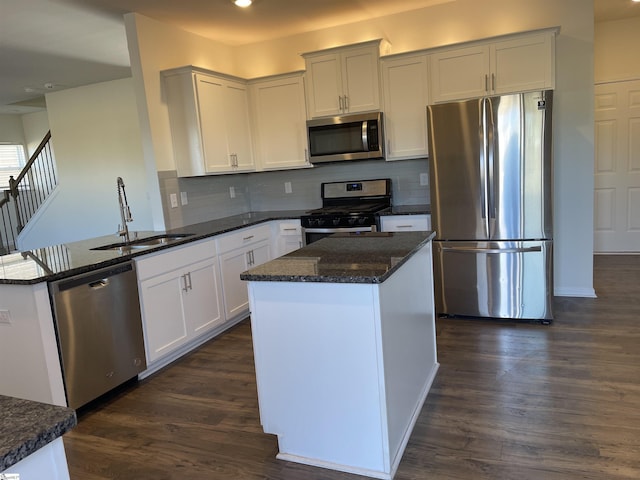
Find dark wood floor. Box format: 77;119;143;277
63;255;640;479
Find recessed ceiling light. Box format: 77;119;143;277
233;0;252;7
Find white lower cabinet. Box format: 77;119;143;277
136;238;224;365
380;214;431;232
217;224;272;320
271;219;303;257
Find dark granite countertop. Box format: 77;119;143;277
0;396;76;472
0;210;305;285
0;207;429;285
241;230;435;284
379;204;431;215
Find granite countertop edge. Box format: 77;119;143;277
240;231;436;284
1;396;76;472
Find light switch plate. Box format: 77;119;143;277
229;186;236;198
419;173;429;186
0;309;11;325
169;193;178;208
180;191;188;205
285;181;292;194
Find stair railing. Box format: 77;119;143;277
0;131;56;254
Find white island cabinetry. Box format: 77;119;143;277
135;237;224;371
244;232;438;479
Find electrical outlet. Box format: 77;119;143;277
229;186;236;198
0;309;11;325
419;173;429;186
180;191;188;205
169;193;178;208
284;181;292;194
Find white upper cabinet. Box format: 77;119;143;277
381;53;430;160
162;67;255;177
430;29;556;103
303;41;381;118
249;73;312;171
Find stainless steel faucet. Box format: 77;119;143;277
117;177;133;242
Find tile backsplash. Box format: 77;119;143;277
159;158;429;229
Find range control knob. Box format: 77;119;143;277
317;218;326;226
357;217;367;225
332;218;341;226
348;217;357;225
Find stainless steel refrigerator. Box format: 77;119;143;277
427;90;553;321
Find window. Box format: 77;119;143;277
0;144;26;189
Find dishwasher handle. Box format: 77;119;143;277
88;279;110;289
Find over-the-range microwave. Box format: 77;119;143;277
306;111;384;164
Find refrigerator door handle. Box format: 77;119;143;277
441;246;542;254
486;97;496;222
480;99;488;223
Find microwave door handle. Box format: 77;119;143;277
361;120;368;151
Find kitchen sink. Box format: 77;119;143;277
91;233;194;251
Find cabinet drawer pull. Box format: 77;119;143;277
344;95;349;111
243;235;255;241
397;225;413;228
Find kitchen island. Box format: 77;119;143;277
241;231;438;480
0;395;76;479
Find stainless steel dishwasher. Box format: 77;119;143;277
49;261;147;409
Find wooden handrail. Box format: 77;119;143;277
11;130;52;190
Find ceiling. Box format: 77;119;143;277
0;0;638;114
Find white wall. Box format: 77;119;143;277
126;0;595;297
595;16;640;83
21;111;50;157
0;115;26;144
17;78;154;249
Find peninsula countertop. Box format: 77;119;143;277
0;395;76;472
240;230;435;284
0;210;305;285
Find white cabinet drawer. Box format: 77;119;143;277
135;237;217;280
380;214;431;232
278;221;302;236
216;223;271;254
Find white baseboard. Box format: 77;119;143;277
554;287;597;298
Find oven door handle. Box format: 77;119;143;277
303;226;376;234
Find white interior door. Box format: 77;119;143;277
594;80;640;253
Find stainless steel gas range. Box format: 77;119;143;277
300;179;391;245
